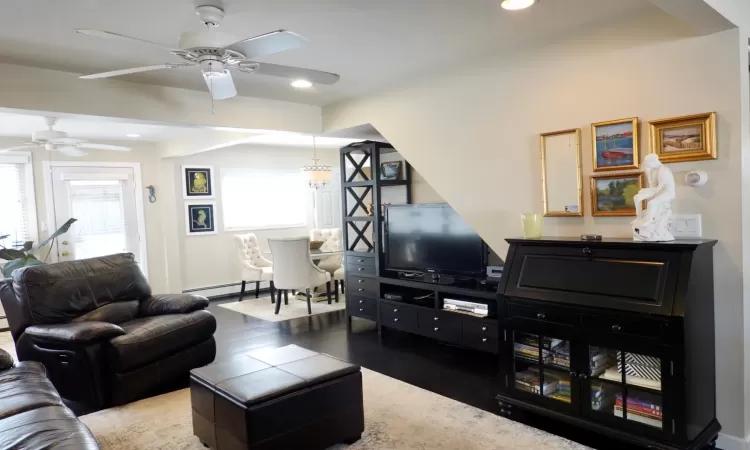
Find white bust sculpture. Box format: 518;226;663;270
631;154;676;241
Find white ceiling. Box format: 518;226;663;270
0;0;655;106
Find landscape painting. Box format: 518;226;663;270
649;113;716;163
590;173;643;217
661;126;702;153
592;118;639;171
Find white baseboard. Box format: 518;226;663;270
716;432;749;450
184;281;273;299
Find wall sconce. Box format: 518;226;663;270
685;171;708;187
146;185;157;203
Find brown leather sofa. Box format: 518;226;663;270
0;351;100;449
0;253;217;408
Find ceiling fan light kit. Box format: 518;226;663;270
291;79;313;89
75;4;340;102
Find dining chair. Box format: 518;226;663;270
268;237;332;315
234;233;274;302
310;228;343;298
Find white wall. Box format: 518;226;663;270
169;145;340;291
324;10;749;440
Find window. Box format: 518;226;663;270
0;154;36;248
222;168;310;230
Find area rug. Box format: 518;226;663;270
219;295;346;322
81;367;590;450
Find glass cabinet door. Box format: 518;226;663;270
585;342;669;437
510;328;578;412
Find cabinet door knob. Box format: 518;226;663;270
393;308;399;312
434;327;439;331
536;313;546;320
358;259;365;262
359;308;364;312
434;317;439;321
611;324;622;332
482;338;488;342
570;371;578;378
357;279;365;283
481;326;488;331
393;318;399;322
582;247;592;256
358;268;365;271
578;373;588;379
358;300;364;304
358;288;365;292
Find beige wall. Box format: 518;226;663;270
167;145;340;291
324;11;748;440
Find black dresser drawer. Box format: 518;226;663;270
347;275;378;298
417;310;462;342
347;295;376;320
462;316;499;337
347;256;375;267
462;332;499;354
347;262;375;277
509;302;578;327
380;301;418;331
582;314;664;340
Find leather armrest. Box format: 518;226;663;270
0;348;13;370
139;294;209;317
24;321;125;344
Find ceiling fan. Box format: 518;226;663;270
0;117;131;157
75;4;340;101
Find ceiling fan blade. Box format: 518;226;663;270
0;145;37;153
202;70;237;100
75;29;178;52
223;30;306;59
249;63;340;85
78;143;131;152
80;63;196;80
53;137;83;145
57;147;87;157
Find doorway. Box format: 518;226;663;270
43;162;148;275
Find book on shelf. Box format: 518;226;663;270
515;370;558;396
548;391;572;404
615;400;662;418
614;406;663;428
514;343;553;363
517;334;563;350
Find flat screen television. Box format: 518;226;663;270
385;203;486;278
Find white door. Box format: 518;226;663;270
314;168;342;229
49;166;141;265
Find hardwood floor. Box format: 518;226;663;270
208;298;644;450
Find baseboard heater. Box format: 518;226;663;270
183;281;273;300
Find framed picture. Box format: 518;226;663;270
590;172;644;217
185;202;217;235
591;118;639;171
380;161;403;181
649;112;716;163
182;166;214;199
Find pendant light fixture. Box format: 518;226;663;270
301;136;331;189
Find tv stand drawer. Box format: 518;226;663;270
347;295;376;320
347;275;377;298
347;256;374;267
347;262;375;277
380;301;418;331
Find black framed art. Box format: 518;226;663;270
182;166;214;198
185;202;217;235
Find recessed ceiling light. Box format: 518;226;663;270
291;79;313;89
501;0;536;10
125;134;141;138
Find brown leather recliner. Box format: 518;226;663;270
0;253;217;408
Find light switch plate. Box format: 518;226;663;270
670;214;702;238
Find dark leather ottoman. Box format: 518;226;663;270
190;345;364;450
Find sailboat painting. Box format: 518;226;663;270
591;118;639;171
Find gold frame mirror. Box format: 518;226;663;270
540;128;583;217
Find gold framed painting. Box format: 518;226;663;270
590;172;644;217
591;117;639;172
649;112;716;163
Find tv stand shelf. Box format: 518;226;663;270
379;277;497;301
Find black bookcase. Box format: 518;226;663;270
496;237;720;450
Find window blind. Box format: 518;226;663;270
222;169;309;230
0;163;30;247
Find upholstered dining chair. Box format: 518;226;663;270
310;228;344;298
268;237;332;315
234;233;274;302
